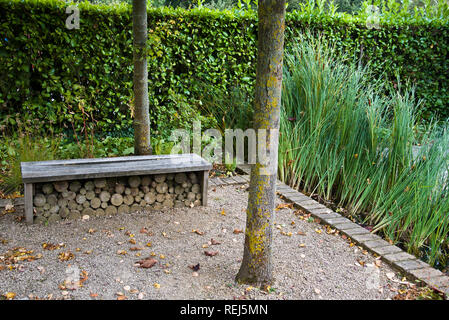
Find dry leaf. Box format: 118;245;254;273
189;263;200;271
233;229;243;234
58;251;74;262
4;292;15;300
136;257;157;269
204;251;218;257
275;203;293;210
210;239;221;245
140;227;149;234
192;229;204;236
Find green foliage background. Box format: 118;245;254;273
1;0;449;136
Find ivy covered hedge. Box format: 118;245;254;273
1;0;448;136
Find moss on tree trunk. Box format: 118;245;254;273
235;0;286;288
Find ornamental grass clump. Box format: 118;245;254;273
279;36;449;266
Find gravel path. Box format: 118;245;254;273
0;184;404;300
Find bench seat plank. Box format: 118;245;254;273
21;154;212;184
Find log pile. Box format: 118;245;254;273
32;172;202;224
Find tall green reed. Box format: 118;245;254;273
279;35;449;266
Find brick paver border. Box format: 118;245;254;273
210;173;449;299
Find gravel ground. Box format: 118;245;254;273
0;184;405;300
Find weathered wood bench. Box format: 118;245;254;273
21;153;212;225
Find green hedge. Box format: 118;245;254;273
1;0;448;136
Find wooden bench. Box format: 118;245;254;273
21;153;212;225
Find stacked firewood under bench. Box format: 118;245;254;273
20;154;212;225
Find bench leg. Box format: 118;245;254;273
201;170;209;206
24;183;34;225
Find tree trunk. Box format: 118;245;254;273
235;0;286;287
133;0;152;155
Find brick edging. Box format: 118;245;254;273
210;174;449;299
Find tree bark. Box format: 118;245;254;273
235;0;286;287
133;0;152;155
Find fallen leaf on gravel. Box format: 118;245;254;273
297;231;306;236
233;229;243;234
117;250;127;255
84;250;92;255
146;242;152;247
154;283;160;289
136;257;157;269
117;295;127;300
123;285;130;291
58;251;74;262
315;228;322;234
42;243;63;251
3;292;15;300
299;243;306;248
80;270;88;284
88;228;96;234
129;239;136;245
357;260;366;267
204;251;218;257
220;209;226;216
37;266;45;274
202;244;209;248
130;247;143;251
189;263;200;271
275;203;293;210
374;259;382;267
192;229;204;235
90;293;98;298
159;254;165;259
210;239;221;245
140;227;149;234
